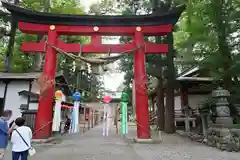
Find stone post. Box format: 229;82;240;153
212;87;233;126
182;105;191;132
199;107;209;138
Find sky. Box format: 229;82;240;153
102;38;125;92
80;0;98;12
80;0;125;91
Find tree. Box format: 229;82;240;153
88;0;240;128
175;0;240;93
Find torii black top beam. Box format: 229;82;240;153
2;2;185;26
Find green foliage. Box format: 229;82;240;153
11;30;37;72
175;0;240;77
89;0;240;94
1;0;87;73
50;0;84;14
89;0;119;15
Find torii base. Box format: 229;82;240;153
122;135;162;144
133;138;153;143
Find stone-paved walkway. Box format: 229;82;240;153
30;125;142;160
4;124;240;160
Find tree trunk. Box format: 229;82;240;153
151;96;155;114
207;0;231;91
214;0;232;90
155;35;165;131
156;77;165;131
184;0;195;67
34;0;51;71
152;0;172;132
5;0;20;72
5;18;17;72
164;32;175;133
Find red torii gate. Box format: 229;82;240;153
3;2;185;140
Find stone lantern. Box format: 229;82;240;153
212;87;233;126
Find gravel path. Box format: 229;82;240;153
127;125;240;160
132;134;240;160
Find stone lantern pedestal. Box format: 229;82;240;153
212;87;233;126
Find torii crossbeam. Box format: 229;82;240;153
2;2;185;140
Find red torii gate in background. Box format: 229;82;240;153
3;2;185;140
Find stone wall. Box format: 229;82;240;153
177;128;240;152
207;128;240;152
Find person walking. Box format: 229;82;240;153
0;110;13;159
64;116;71;133
11;117;32;160
9;119;16;132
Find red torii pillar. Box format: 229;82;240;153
19;22;172;139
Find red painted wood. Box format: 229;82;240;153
19;19;173;140
18;22;172;36
134;31;151;139
91;35;102;44
21;41;46;52
19;22;49;35
21;40;168;53
33;31;58;139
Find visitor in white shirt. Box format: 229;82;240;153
11;117;32;160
